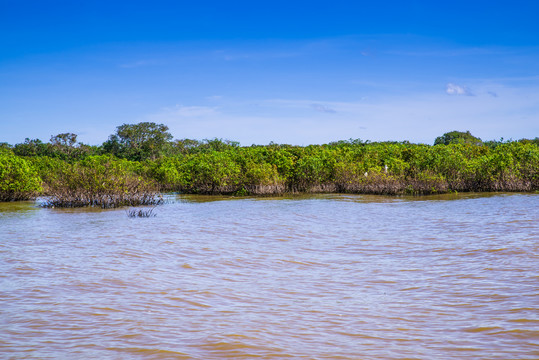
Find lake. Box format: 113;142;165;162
1;193;538;359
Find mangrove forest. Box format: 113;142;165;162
1;123;538;207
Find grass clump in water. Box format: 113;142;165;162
126;207;157;218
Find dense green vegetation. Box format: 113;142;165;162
103;122;173;161
35;155;162;208
1;124;538;206
434;130;483;146
0;150;42;201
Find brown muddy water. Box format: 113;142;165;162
0;193;538;359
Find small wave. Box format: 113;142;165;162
106;347;190;359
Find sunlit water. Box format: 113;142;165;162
1;193;538;359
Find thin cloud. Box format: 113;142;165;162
446;83;474;96
386;47;509;58
152;105;218;119
143;82;539;145
173;105;218;117
311;103;337;114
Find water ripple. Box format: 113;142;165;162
0;193;537;359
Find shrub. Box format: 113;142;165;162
185;151;243;194
42;155;162;208
0;153;42;201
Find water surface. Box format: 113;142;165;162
1;193;538;359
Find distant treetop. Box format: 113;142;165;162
102;122;173;161
434;131;483;146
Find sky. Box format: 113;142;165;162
1;0;538;146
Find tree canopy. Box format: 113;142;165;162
103;122;173;161
434;131;483;146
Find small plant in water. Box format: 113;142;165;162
126;207;157;218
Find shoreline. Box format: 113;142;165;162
2;141;538;207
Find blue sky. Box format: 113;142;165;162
1;0;538;146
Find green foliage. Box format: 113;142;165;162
50;132;77;147
42;155;161;208
168;138;240;156
180;151;243;194
238;148;287;194
0;153;42;201
2;126;538;200
103;122;173;161
150;156;190;190
244;162;282;186
151;147;288;195
13;138;50;157
518;137;539;146
48;132;78;158
148;141;539;195
13;134;101;161
28;156;70;189
293;148;336;190
434;130;483;146
170;139;203;155
327;138;368;147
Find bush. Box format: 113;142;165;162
182;151;243;194
0;153;42;201
42;155;161;208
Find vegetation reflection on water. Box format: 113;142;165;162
0;193;537;359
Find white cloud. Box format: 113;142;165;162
446;83;474;96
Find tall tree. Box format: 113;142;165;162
50;133;77;147
49;133;78;158
434;131;483;146
103;122;173;160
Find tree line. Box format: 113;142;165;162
3;123;537;162
1;122;244;161
1;123;538;206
